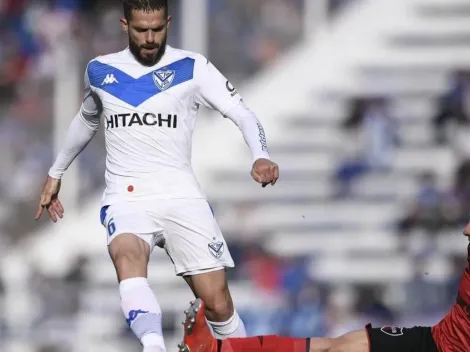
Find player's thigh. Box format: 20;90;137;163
161;199;235;276
108;233;152;281
101;202;163;261
365;324;438;352
108;233;151;264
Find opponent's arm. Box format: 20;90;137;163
195;56;279;187
35;66;102;222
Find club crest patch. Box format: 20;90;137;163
153;69;175;91
208;241;224;259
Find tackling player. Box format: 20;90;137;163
181;222;470;352
34;1;279;351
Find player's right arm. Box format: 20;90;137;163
35;63;102;222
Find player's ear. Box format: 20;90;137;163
166;15;172;28
120;17;129;32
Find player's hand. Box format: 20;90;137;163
35;176;64;222
251;158;279;188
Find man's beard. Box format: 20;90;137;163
129;34;167;67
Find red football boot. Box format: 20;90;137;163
179;299;218;352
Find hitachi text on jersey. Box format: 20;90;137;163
105;113;177;129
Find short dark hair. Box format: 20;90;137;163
123;0;168;21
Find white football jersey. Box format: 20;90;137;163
84;46;243;205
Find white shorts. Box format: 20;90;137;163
100;199;234;276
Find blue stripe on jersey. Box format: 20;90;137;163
87;57;195;107
100;206;109;225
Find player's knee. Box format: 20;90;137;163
203;285;233;321
206;298;233;321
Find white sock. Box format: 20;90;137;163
207;310;247;339
120;277;166;351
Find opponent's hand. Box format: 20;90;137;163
35;176;64;222
251;158;279;188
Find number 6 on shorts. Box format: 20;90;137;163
107;218;116;237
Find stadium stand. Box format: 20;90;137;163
2;0;470;351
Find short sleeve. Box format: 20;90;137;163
194;55;242;116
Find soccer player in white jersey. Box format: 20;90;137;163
34;1;279;351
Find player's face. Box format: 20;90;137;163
121;9;171;67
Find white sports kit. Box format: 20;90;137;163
49;46;270;276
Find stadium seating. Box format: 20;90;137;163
4;0;470;350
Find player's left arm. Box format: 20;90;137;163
195;56;279;187
225;102;279;187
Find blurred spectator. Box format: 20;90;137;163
451;159;470;222
241;280;328;338
240;244;283;294
403;255;448;315
334;97;400;197
209;0;303;82
328;284;394;337
240;306;287;336
450;116;470;164
361;98;400;169
397;171;443;236
283;281;328;338
327;286;361;337
433;70;470;145
397;169;466;237
329;0;357;14
281;256;310;298
0;29;29;102
355;285;394;326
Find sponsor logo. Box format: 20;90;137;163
257;123;268;152
208;241;224;259
380;326;404;336
105;113;177;129
101;74;118;85
153;68;175;91
126;309;149;327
